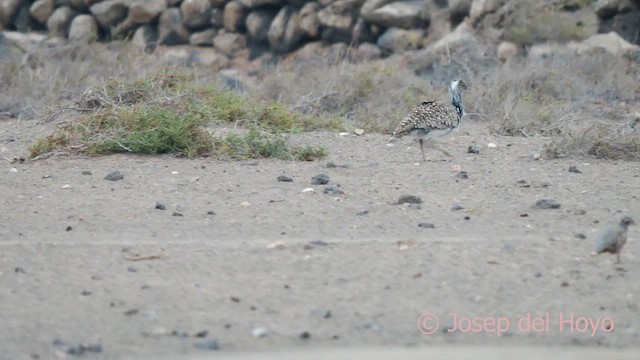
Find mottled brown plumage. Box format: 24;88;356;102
389;80;468;161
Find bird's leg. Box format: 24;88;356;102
419;139;426;161
426;142;452;157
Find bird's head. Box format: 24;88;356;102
450;79;469;93
620;217;635;227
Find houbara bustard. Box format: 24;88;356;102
594;217;635;264
388;79;469;161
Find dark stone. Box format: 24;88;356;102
311;174;330;185
82;170;92;175
277;175;293;182
467;146;479;154
569;166;581;173
14;267;25;274
575;233;586;239
531;199;561;209
356;210;369;216
299;331;310;339
395;195;422;205
418;222;435;228
172;212;183;217
455;171;469;179
66;226;73;231
451;204;464;211
323;185;344;195
105;171;124;181
194;330;208;338
155;202;166;210
207;210;216;215
194;339;219;350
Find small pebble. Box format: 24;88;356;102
251;327;269;338
467;146;480;154
326;162;349;168
82;171;92;176
14;267;26;274
207;210;216;215
230;296;241;303
194;330;209;338
487;258;499;265
451;204;464;211
155;202;166;210
323;185;344;195
464;216;471;220
42;174;52;179
301;188;315;193
172;212;183;217
561;281;570;287
356;210;369;216
127;266;137;273
311;174;330;185
418;222;435;229
575;233;586;240
240;201;251;207
299;331;311;339
569;166;581;173
62;184;71;189
455;171;469;179
81;290;92;296
9;168;18;173
487;143;498;148
395;195;422;205
105;171;124;181
277;175;293;182
266;241;286;249
531;199;561;209
66;226;73;231
572;209;586;215
353;128;365;135
194;339;219;350
310;240;328;246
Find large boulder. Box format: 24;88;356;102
318;0;363;43
189;28;216;46
595;0;635;19
213;31;246;56
361;0;395;20
46;6;77;36
239;0;284;7
246;8;277;42
29;0;54;25
376;27;425;53
158;7;191;45
89;0;129;30
268;6;304;53
299;2;320;38
68;14;99;43
469;0;505;22
569;31;640;57
449;0;472;26
223;1;247;32
600;10;640;45
181;0;213;29
132;24;158;52
366;1;428;29
0;0;24;27
114;0;166;37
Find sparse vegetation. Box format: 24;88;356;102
29;72;327;160
1;34;636;161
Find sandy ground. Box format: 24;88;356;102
1;118;639;359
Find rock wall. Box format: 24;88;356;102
0;0;638;61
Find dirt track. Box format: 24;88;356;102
1;119;639;359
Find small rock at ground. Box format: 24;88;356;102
277;175;293;182
230;296;241;302
299;331;311;339
486;257;499;264
487;143;498;148
82;170;92;175
207;210;216;215
9;168;18;173
309;240;328;246
194;330;208;338
572;209;586;215
353;128;365;135
395;195;422;205
418;222;435;229
532;199;561;209
569;166;582;173
81;290;92;296
575;233;586;239
251;326;269;338
127;266;137;273
52;339;102;355
464;216;471;220
66;226;73;231
105;171;124;181
356;210;369;216
155;202;166;210
455;171;469;179
467;146;479;154
302;187;315;193
14;267;26;274
172;212;183;217
561;281;570;287
194;339;219;350
323;185;344;195
326;162;349;168
451;204;464;211
266;241;286;249
311;174;330;185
